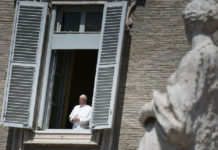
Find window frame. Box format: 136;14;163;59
37;4;103;131
37;1;127;132
55;6;103;33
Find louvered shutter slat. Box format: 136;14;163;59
1;2;47;128
91;2;127;129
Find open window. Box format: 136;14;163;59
47;50;98;129
42;5;104;130
1;1;127;131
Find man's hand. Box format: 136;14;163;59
72;117;80;123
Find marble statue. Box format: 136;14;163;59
138;0;218;150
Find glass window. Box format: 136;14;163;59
61;12;81;31
85;12;102;32
56;6;103;33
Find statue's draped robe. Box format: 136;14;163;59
139;42;218;150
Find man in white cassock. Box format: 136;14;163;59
69;94;92;129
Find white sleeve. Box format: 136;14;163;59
69;106;77;123
80;107;92;125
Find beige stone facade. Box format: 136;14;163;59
0;0;218;150
0;0;14;150
118;1;190;149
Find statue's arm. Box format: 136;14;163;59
139;101;156;127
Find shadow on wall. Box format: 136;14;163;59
111;30;132;150
136;0;146;6
111;1;146;149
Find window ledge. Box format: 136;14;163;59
24;129;98;146
51;1;106;5
35;129;92;134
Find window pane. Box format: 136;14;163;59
61;12;81;31
85;12;102;32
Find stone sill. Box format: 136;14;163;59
51;1;106;5
24;129;98;146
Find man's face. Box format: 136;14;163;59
79;95;86;105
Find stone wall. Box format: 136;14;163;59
0;0;14;150
117;0;191;149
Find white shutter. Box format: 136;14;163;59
1;1;47;128
91;2;127;129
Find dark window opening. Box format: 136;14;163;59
85;11;103;32
55;6;103;33
61;12;81;31
48;50;98;129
